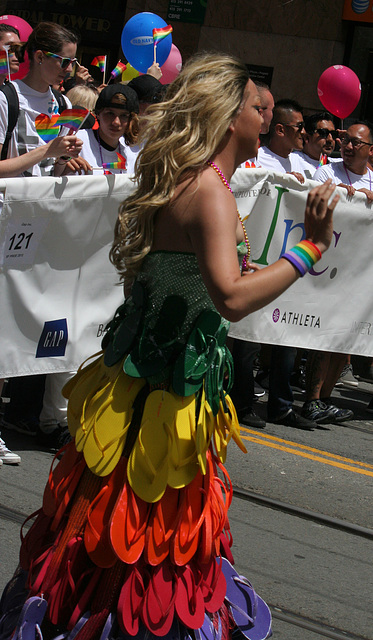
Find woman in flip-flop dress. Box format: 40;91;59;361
0;53;338;640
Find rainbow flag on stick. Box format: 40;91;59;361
110;61;127;79
102;152;126;172
152;25;172;63
57;108;89;132
91;55;107;82
0;48;9;75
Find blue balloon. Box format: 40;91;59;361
121;12;172;74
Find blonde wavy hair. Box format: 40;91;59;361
110;51;249;283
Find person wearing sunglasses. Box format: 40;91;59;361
0;21;83;178
292;111;337;179
313;122;373;202
257;98;307;184
0;24;21;85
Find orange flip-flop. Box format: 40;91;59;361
145;485;179;566
109;473;150;564
84;457;126;567
171;470;204;566
43;441;83;517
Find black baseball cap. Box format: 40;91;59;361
95;84;139;114
127;75;163;103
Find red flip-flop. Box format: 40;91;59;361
117;564;146;635
199;557;226;613
175;564;205;629
142;562;176;636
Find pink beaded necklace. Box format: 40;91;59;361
207;160;250;271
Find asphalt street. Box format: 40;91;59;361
1;376;372;639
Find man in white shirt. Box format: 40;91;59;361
300;122;373;425
313;122;373;202
292;111;337;179
257;99;306;181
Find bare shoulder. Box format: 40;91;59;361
174;169;236;231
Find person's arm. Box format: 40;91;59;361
0;135;83;178
356;188;373;203
185;179;338;322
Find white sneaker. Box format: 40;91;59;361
335;364;358;388
0;437;21;464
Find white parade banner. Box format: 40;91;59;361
230;168;373;356
0;169;372;379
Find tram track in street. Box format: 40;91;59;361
232;485;373;540
270;606;370;639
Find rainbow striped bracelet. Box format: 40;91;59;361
282;240;322;277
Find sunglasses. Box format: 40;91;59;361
282;122;305;132
314;128;338;140
340;135;372;149
43;51;77;70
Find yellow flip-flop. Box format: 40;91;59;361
196;385;215;475
167;390;199;490
128;390;173;503
66;354;108;437
82;371;145;476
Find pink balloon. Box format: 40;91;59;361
317;65;361;119
160;44;182;85
0;15;33;80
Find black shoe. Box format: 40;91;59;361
273;410;316;430
366;398;373;414
301;400;335;424
320;399;354;423
36;425;71;451
238;409;266;429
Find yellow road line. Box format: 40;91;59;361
239;429;373;477
240;425;373;469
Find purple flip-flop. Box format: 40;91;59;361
11;597;47;640
195;612;222;640
219;558;272;640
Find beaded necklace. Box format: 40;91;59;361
343;161;372;190
207;160;250;271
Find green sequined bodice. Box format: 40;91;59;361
103;246;246;412
136;251;229;341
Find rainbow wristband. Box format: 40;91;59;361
282;240;322;277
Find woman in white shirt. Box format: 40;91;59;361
0;21;83;177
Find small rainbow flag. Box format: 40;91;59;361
102;152;126;171
152;25;173;45
91;55;106;73
319;154;328;167
57;108;89;131
0;49;8;74
111;61;127;79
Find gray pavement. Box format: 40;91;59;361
1;374;372;639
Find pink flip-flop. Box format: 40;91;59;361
142;562;176;636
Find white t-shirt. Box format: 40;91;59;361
257;146;304;174
77;128;129;175
0;80;71;177
124;142;142;175
313;159;373;190
291;150;321;179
